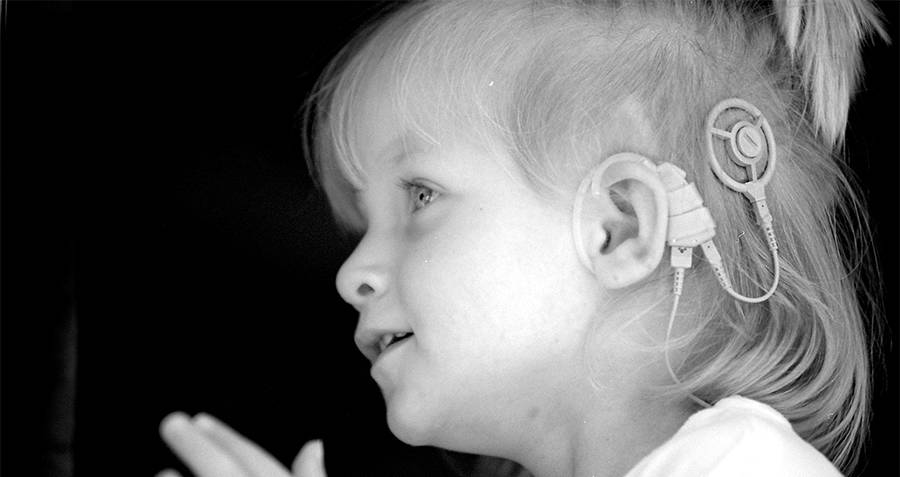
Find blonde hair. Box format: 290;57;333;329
302;1;887;475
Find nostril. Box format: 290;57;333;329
357;283;375;296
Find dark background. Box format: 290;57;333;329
2;1;897;476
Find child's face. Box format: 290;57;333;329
334;74;635;453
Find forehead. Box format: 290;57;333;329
353;70;427;171
348;63;494;183
353;72;533;196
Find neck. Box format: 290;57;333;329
510;393;694;477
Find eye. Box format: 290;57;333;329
400;180;440;212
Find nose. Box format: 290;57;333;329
335;233;390;309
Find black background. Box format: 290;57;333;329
2;1;897;476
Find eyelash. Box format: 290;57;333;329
399;180;439;212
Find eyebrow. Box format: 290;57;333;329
379;132;430;166
349;132;436;195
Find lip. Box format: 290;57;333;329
355;321;415;362
372;334;415;369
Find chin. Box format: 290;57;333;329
384;391;437;446
385;392;491;458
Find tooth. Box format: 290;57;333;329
377;332;413;356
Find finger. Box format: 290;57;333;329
291;440;327;477
155;470;182;477
192;413;291;477
159;412;247;477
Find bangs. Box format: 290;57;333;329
308;1;530;231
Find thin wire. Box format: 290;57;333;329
667;224;780;409
665;268;711;409
722;250;780;303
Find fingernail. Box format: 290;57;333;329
314;439;324;461
159;412;190;435
192;412;216;430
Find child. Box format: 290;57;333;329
158;1;887;476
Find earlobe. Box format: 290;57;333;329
573;153;669;289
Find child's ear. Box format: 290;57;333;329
573;153;668;289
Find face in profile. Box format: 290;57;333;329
333;69;626;455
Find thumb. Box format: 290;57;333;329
292;440;327;477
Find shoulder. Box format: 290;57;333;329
624;396;843;477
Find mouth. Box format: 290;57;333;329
356;324;416;363
377;331;414;356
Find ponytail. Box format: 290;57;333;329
773;0;888;148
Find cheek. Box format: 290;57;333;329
396;226;511;343
396;212;581;355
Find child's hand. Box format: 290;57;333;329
157;412;327;477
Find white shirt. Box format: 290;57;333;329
624;396;842;477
